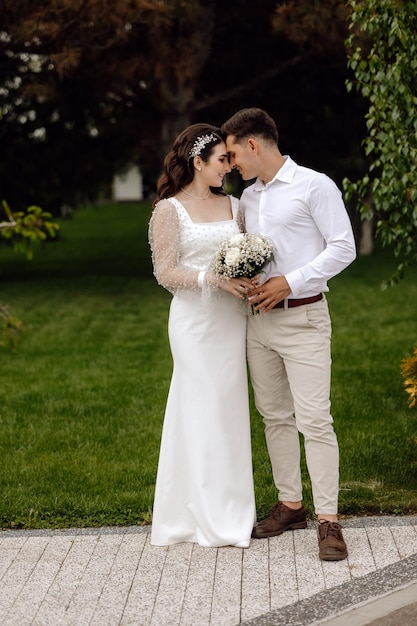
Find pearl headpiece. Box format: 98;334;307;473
189;133;220;159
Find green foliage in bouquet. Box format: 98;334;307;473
401;347;417;408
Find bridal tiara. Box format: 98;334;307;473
189;133;221;159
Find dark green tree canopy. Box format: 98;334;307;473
1;0;357;213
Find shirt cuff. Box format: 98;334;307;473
285;269;305;297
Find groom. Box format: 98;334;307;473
221;108;356;561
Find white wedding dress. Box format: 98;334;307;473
149;195;256;547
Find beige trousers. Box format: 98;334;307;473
247;296;339;515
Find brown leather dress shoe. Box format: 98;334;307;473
251;502;307;539
318;521;348;561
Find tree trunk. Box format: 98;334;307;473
159;112;192;164
359;218;374;255
148;1;217;164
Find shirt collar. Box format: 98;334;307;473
253;155;296;191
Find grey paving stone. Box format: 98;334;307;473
210;545;243;626
294;529;325;601
63;533;124;625
241;538;269;622
150;542;193;626
269;532;299;610
180;544;217;626
241;552;417;626
33;535;99;626
344;527;376;579
119;533;163;626
0;536;28;581
6;536;73;626
0;536;49;622
390;524;417;559
0;517;416;626
365;526;400;569
91;532;147;626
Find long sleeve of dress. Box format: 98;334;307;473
149;199;202;295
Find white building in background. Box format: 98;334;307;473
113;165;143;201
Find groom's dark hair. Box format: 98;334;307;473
221;108;279;145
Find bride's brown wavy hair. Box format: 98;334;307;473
153;123;225;206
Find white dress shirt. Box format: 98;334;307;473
241;156;357;298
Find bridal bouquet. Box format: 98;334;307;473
212;233;274;280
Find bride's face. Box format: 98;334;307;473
200;143;231;187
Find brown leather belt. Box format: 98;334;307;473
273;293;323;309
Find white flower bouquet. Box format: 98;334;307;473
212;233;274;280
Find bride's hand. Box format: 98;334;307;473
207;273;252;299
225;277;253;299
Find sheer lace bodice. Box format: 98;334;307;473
149;195;243;295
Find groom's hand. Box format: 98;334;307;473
248;276;291;312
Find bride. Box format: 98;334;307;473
148;123;256;548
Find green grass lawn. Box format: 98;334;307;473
0;201;416;529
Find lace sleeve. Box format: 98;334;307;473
148;199;201;295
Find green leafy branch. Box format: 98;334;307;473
1;200;60;349
343;0;417;288
1;200;60;259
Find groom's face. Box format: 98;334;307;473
226;136;257;181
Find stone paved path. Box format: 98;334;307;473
1;517;416;625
